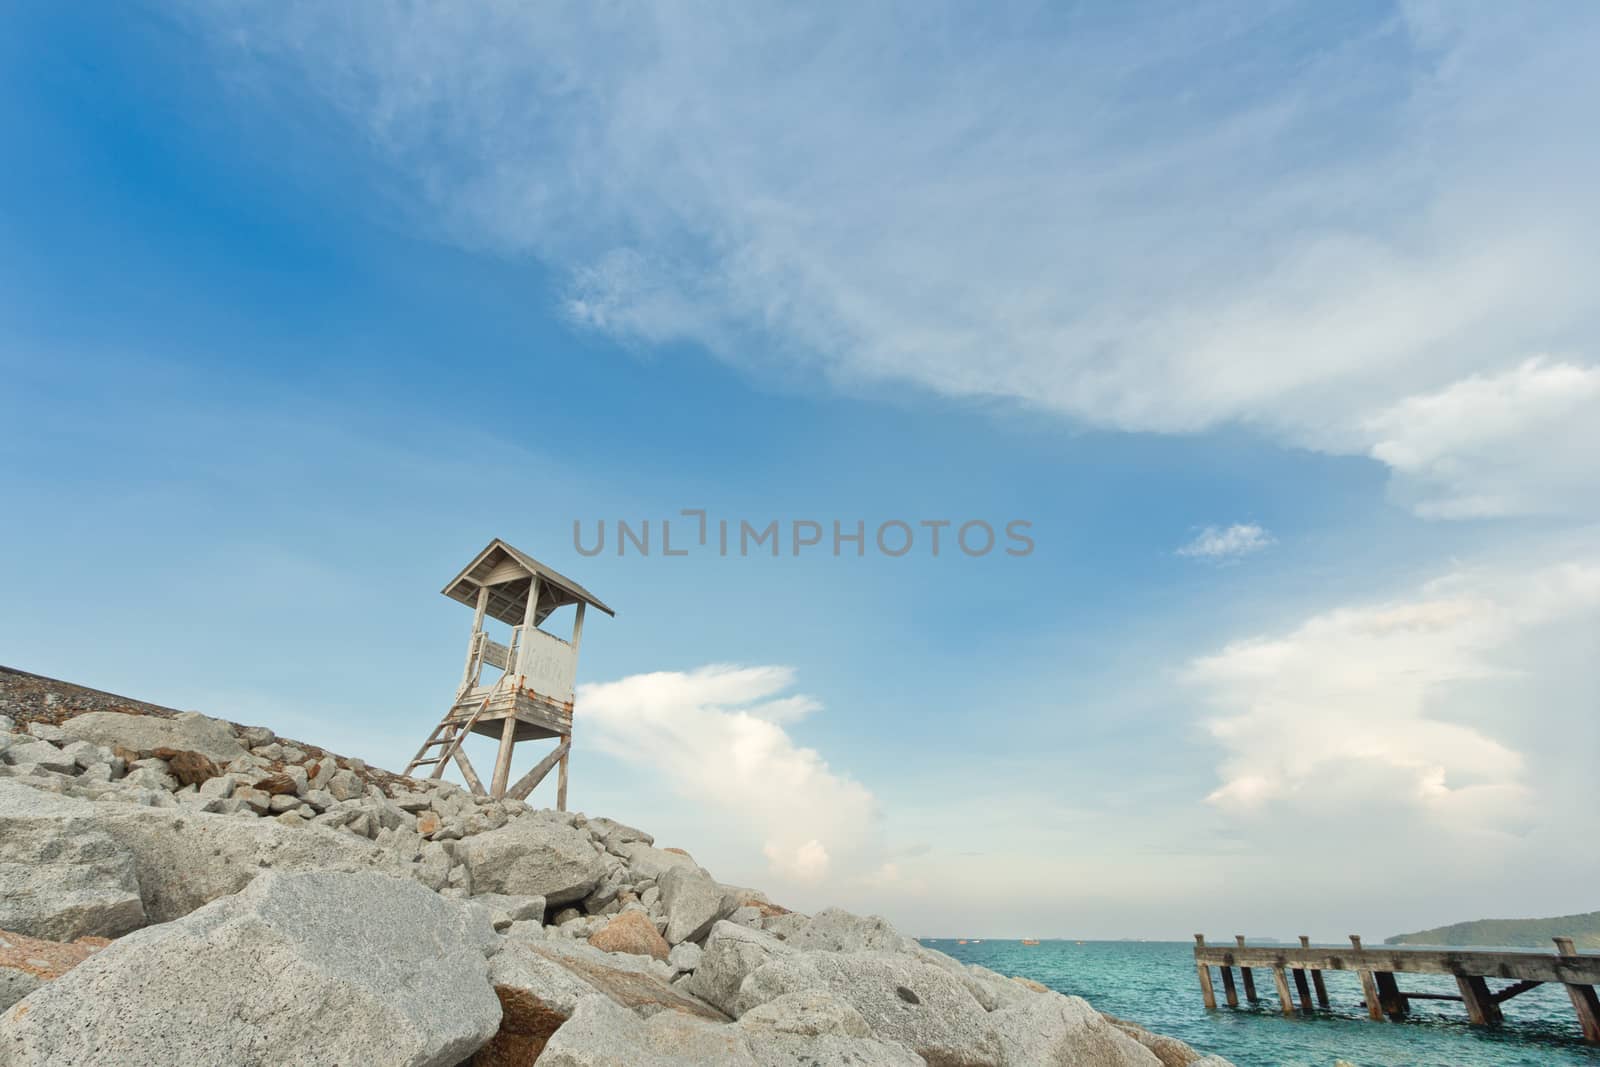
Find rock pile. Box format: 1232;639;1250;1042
0;678;1232;1066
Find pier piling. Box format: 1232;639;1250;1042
1220;965;1239;1008
1235;936;1259;1003
1193;935;1217;1010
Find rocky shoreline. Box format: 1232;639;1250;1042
0;667;1231;1065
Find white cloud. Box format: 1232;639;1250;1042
185;3;1600;517
1176;523;1273;561
577;664;877;885
1365;358;1600;519
1186;549;1600;831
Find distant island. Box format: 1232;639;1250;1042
1386;911;1600;949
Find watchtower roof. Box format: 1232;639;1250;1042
442;538;615;626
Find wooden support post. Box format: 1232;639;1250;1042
1194;936;1217;1010
1236;936;1259;1002
556;735;570;812
1293;968;1314;1014
1272;966;1296;1017
571;601;587;653
506;739;570;801
1456;975;1501;1026
460;586;490;690
1375;971;1409;1018
1351;935;1386;1021
1299;937;1329;1007
453;747;487;796
490;713;518;798
1556;937;1600;1043
1220;965;1239;1008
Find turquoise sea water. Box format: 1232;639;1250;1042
922;939;1600;1067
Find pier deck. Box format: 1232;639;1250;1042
1193;934;1600;1042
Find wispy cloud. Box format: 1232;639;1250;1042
183;3;1600;517
1176;523;1274;561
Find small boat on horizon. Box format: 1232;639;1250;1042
1021;938;1040;945
957;939;968;944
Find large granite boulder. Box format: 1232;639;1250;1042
58;711;247;764
457;815;605;905
101;808;410;922
0;784;145;940
736;991;924;1066
586;817;653;851
786;906;917;954
735;949;1002;1064
984;993;1165;1066
684;921;793;1016
535;994;754;1066
0;929;110;1011
472;938;727;1065
620;841;700;882
658;864;732;945
0;870;501;1066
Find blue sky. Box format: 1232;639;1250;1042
4;2;1598;938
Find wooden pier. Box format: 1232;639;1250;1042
1194;934;1600;1043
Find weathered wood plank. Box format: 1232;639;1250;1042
1220;965;1239;1008
1235;937;1259;1002
1357;970;1386;1021
1291;967;1313;1013
453;747;486;796
505;739;570;801
1457;975;1501;1026
490;714;518;797
1194;945;1600;985
1272;966;1296;1017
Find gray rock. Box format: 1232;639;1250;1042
659;865;732;946
668;941;703;975
23;722;67;743
0;870;501;1066
470;892;547;930
536;993;755;1066
197;774;236;799
476;938;732;1063
326;768;365;801
684;921;792;1016
621;841;700;881
758;915;806;940
2;739;77;774
986;992;1165;1066
0;784;146;940
588;816;654;850
414;841;452;892
236;725;275;747
0;780;410;925
456;815;605;906
582;865;628;914
786;906;918;954
0;969;42;1013
234;785;271;815
737;990;925;1066
734;950;1001;1064
58;710;248;763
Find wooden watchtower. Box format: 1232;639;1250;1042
405;538;613;808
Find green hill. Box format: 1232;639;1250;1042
1386;911;1600;950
